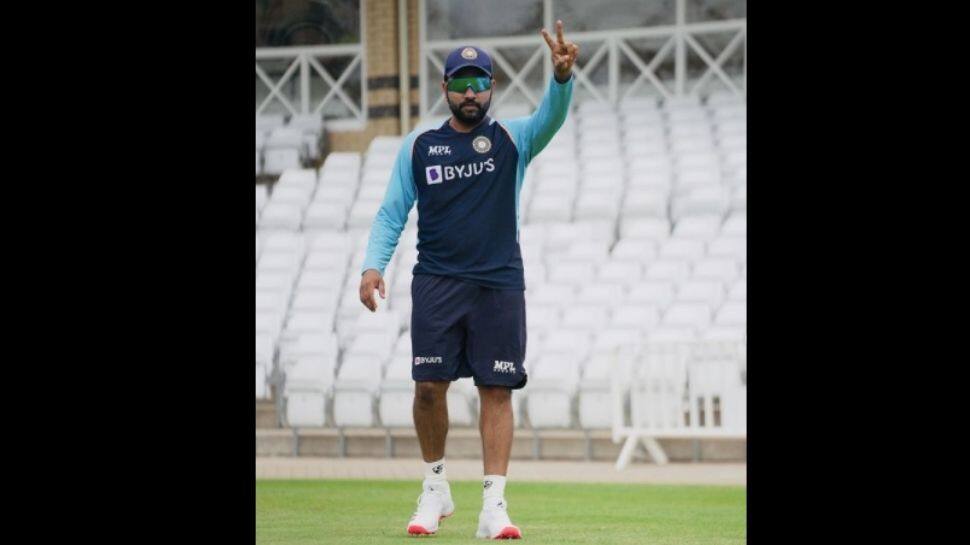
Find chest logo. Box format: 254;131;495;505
472;136;491;154
425;165;443;185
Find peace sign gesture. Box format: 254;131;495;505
541;20;580;82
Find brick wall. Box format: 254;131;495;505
327;0;422;153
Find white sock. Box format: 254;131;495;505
424;458;447;482
483;475;506;500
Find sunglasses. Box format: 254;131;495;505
446;76;492;94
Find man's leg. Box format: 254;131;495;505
414;380;450;461
475;384;521;538
478;385;513;475
407;379;455;535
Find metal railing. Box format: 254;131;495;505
256;44;367;122
611;341;747;468
418;0;745;117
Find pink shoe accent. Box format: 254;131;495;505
407;524;434;535
493;526;522;539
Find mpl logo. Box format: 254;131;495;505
493;360;516;374
425;165;443;185
428;145;451;156
414;356;443;366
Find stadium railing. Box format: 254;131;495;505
611;340;746;468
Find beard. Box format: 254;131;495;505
448;96;490;125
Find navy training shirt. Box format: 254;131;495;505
362;75;574;290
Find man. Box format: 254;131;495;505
359;21;579;539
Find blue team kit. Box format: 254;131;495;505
363;74;574;387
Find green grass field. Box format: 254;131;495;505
257;479;745;544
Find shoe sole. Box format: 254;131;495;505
475;526;522;539
407;512;454;536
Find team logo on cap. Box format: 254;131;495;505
472;136;491;154
461;47;478;60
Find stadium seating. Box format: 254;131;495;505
255;92;746;437
256;113;325;175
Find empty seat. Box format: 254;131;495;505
541;330;591;360
620;218;670;241
622;187;669;217
692;258;739;283
703;326;746;342
258;202;304;230
644;260;691;283
628;281;676;308
576;284;624;305
722;213;747;235
285;392;327;427
527;283;576;307
302;202;347;230
728;279;746;301
597;261;643;286
707;236;746;260
611;306;662;331
332;354;383;427
676;280;726;307
714;302;746;326
672;215;722;240
526;353;583;428
547;262;596;286
662;302;712;330
560;304;610;332
270;185;313;207
263;148;301;175
378;335;416;427
610;239;658;264
660;238;706;261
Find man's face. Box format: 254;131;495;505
442;67;494;125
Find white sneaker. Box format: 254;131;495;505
475;496;522;539
406;480;455;536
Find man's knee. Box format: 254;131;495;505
478;385;511;404
415;380;449;407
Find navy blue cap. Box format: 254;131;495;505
443;46;492;79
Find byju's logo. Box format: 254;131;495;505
414;356;443;365
425;165;443;185
493;360;516;374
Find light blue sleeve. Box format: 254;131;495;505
500;74;574;166
361;131;420;276
498;75;574;228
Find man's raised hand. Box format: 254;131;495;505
541;20;579;82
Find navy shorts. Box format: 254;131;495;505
410;274;527;389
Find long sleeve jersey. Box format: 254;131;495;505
361;75;574;290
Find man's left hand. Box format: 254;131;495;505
541;20;580;82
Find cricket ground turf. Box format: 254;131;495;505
257;479;746;544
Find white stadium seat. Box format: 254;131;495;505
715;302;747;326
676;280;726;307
692;258;739;283
660;238;706;261
722;213;747;236
672;215;722;240
263;148;301;175
526;353;583;428
332;354;383;427
259;202;304;231
644;260;691;283
628;281;676;308
662;302;712;331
